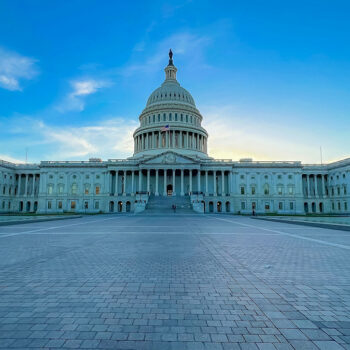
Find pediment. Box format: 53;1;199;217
141;151;199;165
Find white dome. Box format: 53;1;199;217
146;80;196;108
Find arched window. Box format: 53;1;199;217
71;183;78;195
58;184;64;194
264;184;269;195
47;184;54;195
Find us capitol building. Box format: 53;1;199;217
1;51;349;215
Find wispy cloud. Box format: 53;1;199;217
0;47;39;91
122;32;212;77
2;116;137;161
0;154;25;164
56;78;111;112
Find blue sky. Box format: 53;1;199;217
0;0;349;163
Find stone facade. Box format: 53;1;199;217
1;53;349;215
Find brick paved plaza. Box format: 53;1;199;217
0;214;350;350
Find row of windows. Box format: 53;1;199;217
48;200;100;210
240;184;295;195
331;201;348;211
47;183;101;195
48;174;101;180
149;91;193;104
330;173;348;181
141;113;201;127
239;174;294;180
330;185;347;196
1;201;11;210
241;201;295;211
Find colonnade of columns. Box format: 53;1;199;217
109;169;230;196
134;130;207;153
16;174;39;197
303;174;327;197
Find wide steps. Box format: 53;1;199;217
145;195;193;213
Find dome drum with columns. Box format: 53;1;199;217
0;50;349;215
133;50;208;159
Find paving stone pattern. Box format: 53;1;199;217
0;214;349;349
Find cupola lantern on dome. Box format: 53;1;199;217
165;48;177;81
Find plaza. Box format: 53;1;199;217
0;214;350;349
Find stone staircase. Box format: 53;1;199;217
144;195;194;214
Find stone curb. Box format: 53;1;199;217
252;216;350;232
0;215;83;227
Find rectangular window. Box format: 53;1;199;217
289;187;294;195
84;201;88;209
47;201;52;209
251;187;256;195
95;186;100;195
71;201;76;209
332;202;334;210
265;202;270;210
252;202;256;210
85;186;89;195
241;186;245;195
58;201;62;209
94;201;99;209
175;113;177;121
278;202;283;210
338;202;341;210
241;202;246;210
290;202;294;210
345;202;348;211
278;186;283;195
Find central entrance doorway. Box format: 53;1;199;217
167;184;173;196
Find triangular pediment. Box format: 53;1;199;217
140;151;200;165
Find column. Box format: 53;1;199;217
163;169;167;196
115;171;119;196
145;133;149;150
32;174;35;196
205;171;208;195
172;169;176;195
109;171;113;194
322;175;325;197
138;170;142;192
155;169;159;196
24;174;28;197
307;175;310;197
314;174;318;197
172;131;175;148
123;170;127;196
222;170;225;196
213;170;217;196
197;170;201;193
181;169;184;196
187;132;189;148
131;171;135;195
166;132;169;148
158;132;162;148
189;170;192;194
229;172;233;195
179;131;182;149
147;169;150;194
18;174;22;196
